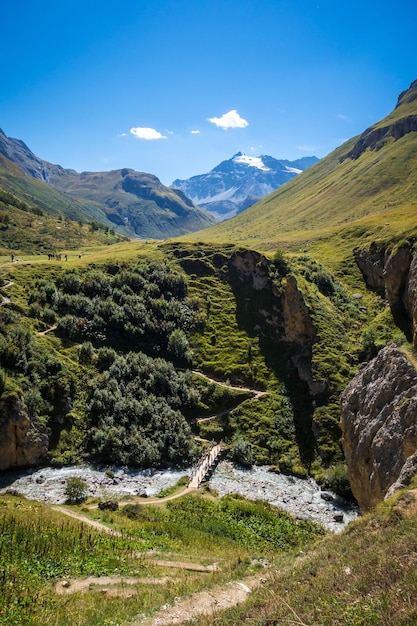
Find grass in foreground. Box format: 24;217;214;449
0;491;323;625
191;484;417;625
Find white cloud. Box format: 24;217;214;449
191;129;200;134
207;109;249;130
337;113;351;121
130;127;167;140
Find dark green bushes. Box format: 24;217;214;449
30;260;198;361
88;351;200;466
64;477;88;504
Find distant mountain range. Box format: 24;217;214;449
171;152;319;220
0;129;215;239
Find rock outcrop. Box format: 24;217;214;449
402;252;417;347
341;115;417;161
0;393;49;470
340;344;417;511
354;242;417;347
340;80;417;162
354;244;412;306
228;250;323;396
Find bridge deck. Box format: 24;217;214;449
188;442;223;489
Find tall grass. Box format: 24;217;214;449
0;490;323;625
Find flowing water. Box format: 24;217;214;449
0;461;359;532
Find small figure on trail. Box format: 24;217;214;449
11;254;14;262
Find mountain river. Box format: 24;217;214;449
0;460;359;532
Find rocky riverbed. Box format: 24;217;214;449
210;462;359;532
0;461;359;532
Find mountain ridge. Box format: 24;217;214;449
0;129;215;239
171;151;318;220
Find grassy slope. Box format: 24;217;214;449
0;154;120;229
48;168;215;239
0;84;416;626
0;154;214;240
1;483;416;625
0;491;323;625
193;483;417;626
182;84;417;263
0;199;126;256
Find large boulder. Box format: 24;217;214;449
340;344;417;511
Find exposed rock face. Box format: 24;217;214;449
340;80;417;162
0;394;50;470
402;252;417;347
354;243;417;347
341;344;417;511
341;115;417;161
228;250;322;395
354;244;412;306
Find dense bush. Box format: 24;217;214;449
88;351;200;466
31;260;199;361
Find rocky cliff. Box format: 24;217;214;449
0;393;49;470
341;115;417;161
354;242;417;347
227;250;322;396
341;344;417;511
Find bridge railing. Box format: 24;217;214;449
188;441;223;487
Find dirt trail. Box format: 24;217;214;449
193;370;267;400
38;323;57;336
51;505;220;573
131;576;266;625
193;370;267;428
55;576;177;595
51;506;125;536
0;280;13;306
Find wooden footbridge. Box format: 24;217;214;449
188;442;223;489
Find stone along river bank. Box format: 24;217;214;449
0;461;358;532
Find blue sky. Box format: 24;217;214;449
2;0;417;185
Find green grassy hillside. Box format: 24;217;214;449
185;80;417;256
47;168;215;239
1;81;417;626
0;154;121;231
0;129;215;239
0;480;415;625
0;187;126;256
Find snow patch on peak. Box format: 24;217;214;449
233;153;270;171
284;165;302;174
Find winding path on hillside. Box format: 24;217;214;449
51;505;219;572
193;369;267;400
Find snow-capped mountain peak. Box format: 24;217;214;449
232;152;270;171
171;152;319;221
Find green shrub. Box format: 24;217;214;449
230;434;254;467
64;477;88;504
321;463;352;498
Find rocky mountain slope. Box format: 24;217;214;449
171;152;318;220
0;129;214;239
